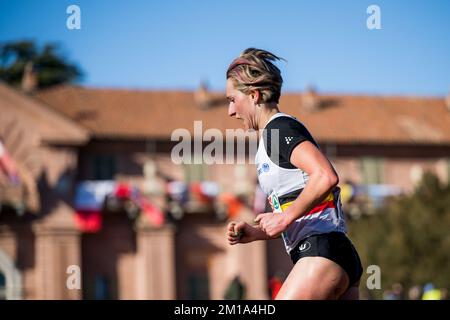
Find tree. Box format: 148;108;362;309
0;40;82;89
348;172;450;299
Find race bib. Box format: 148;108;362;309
268;191;283;213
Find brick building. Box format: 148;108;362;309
1;81;450;299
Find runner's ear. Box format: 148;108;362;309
251;90;260;105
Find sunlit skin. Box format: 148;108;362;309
225;78;359;299
226;78;278;132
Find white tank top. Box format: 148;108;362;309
255;113;347;254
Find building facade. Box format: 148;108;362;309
1;82;450;299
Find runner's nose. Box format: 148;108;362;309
228;102;236;117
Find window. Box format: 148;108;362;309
0;272;6;300
360;157;384;185
94;275;110;300
92;155;116;180
55;174;72;196
188;273;209;300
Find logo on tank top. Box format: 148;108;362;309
299;241;311;252
285;136;293;144
257;163;270;176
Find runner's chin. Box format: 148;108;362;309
242;120;249;131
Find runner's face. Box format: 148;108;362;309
226;79;257;130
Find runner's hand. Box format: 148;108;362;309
227;221;259;245
254;212;290;238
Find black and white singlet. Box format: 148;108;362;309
255;112;347;254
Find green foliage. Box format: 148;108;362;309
0;40;82;89
348;172;450;298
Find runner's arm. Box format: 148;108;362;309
283;140;339;224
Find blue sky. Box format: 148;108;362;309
1;0;449;96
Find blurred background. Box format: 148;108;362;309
0;0;449;300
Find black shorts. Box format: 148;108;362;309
289;232;363;289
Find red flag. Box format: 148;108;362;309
74;209;102;232
114;182;133;199
136;196;164;226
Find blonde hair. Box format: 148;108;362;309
226;48;284;104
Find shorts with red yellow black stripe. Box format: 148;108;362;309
289;231;363;290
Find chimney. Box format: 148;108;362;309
21;62;38;94
194;81;211;109
302;85;321;112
